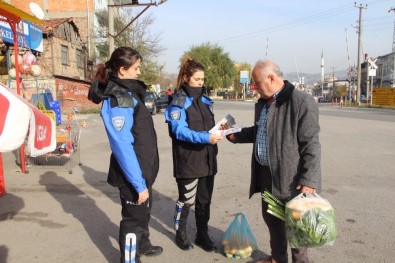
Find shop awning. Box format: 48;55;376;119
0;1;44;25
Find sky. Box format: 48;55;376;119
122;0;394;75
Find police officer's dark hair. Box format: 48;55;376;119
176;55;205;91
94;46;143;84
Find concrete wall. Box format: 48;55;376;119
9;0;95;55
8;76;100;114
55;77;100;113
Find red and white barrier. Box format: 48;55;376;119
0;83;56;197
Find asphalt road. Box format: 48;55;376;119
1;100;394;263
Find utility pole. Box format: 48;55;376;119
107;1;167;57
355;2;367;105
365;53;370;104
265;37;269;57
321;50;324;97
86;0;91;54
108;0;115;55
389;8;395;87
331;66;336;101
345;28;353;103
390;8;395;51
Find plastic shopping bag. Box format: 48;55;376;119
221;213;258;259
285;193;337;248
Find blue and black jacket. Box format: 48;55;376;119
89;77;159;193
165;86;218;179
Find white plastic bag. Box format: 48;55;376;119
285;193;337;248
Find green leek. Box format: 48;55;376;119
262;191;285;221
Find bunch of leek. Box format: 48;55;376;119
262;191;285;221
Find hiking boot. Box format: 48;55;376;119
140;246;163;257
195;231;216;252
175;230;194;250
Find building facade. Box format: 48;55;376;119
5;0;95;56
374;52;395;88
2;1;101;113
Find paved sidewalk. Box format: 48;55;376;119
0;113;266;263
1;105;395;262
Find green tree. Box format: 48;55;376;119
94;8;164;83
182;43;234;93
335;84;347;98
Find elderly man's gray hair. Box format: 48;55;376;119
254;59;283;78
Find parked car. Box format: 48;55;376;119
144;91;160;115
156;94;170;111
318;96;331;103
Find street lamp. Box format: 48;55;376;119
108;0;167;54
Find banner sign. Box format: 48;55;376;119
0;16;43;52
0;85;31;152
28;22;43;52
240;70;249;84
0;83;55;155
28;106;55;157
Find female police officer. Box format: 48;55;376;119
88;47;162;263
165;56;223;252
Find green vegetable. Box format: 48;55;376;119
262;191;285;221
285;195;337;248
262;191;337;248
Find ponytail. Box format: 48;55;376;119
94;64;108;84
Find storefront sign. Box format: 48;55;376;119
0;16;43;52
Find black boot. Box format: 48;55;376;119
175;229;194;250
195;202;216;252
174;201;194;250
195;231;217;252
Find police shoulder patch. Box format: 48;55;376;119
170;110;181;120
112;116;125;131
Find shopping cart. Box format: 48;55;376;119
26;108;84;174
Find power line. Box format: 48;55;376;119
164;3;355;51
211;0;389;45
217;4;353;43
164;1;390;52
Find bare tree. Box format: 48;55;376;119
94;8;164;83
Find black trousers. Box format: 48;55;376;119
176;175;214;232
119;183;152;263
259;165;309;263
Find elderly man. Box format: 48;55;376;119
227;59;321;263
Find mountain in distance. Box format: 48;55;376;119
161;69;350;88
284;68;349;85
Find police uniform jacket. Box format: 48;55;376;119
231;81;321;200
88;76;159;193
165;86;218;179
